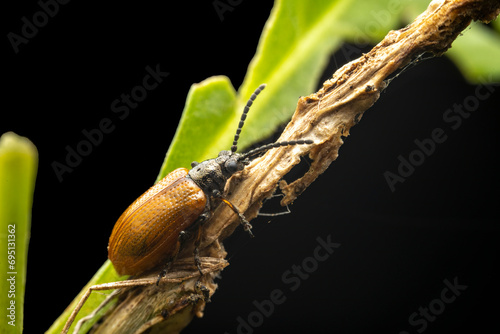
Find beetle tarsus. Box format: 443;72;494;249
240;215;254;237
192;219;206;276
194;246;203;276
218;197;254;237
156;269;166;286
195;281;211;302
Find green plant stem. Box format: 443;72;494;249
0;132;38;334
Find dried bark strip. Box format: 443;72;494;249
87;0;499;333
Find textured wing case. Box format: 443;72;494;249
108;168;206;275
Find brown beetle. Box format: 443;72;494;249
62;84;313;334
107;84;313;279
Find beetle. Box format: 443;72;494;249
61;85;313;334
107;84;313;280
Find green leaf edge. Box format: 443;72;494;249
446;21;500;83
156;76;237;181
0;132;38;334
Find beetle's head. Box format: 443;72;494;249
217;150;250;178
189;84;313;197
188;150;249;196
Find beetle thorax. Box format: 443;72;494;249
188;150;248;197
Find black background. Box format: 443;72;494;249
3;1;499;333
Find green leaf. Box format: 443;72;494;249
156;76;237;181
0;132;38;334
493;16;500;32
235;0;418;149
160;0;377;175
447;22;500;83
335;0;410;42
236;0;350;149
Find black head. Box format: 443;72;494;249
188;150;247;196
188;84;313;196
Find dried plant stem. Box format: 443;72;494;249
72;1;499;333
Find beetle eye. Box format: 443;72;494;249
225;160;239;174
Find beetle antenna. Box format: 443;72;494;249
231;84;267;153
240;139;314;160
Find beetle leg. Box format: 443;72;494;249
258;193;292;217
72;289;121;333
193;225;203;276
214;193;254;238
156;263;173;286
193;212;210;276
195;280;211;302
156;232;188;286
